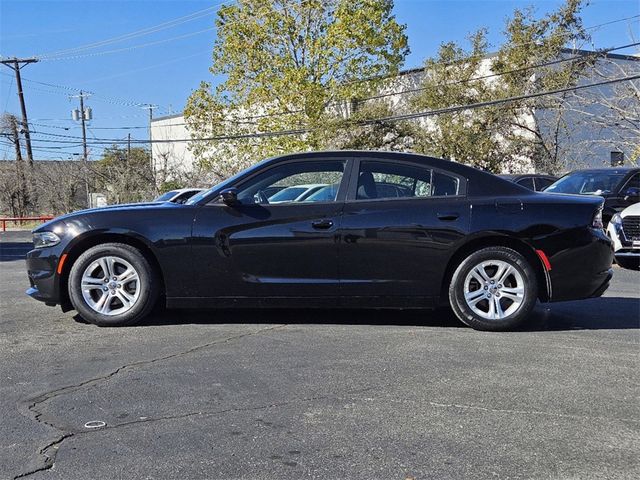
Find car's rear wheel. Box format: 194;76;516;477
449;247;538;331
68;243;159;326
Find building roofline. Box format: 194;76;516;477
152;112;184;122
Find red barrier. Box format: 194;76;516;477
0;216;54;232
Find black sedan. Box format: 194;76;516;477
544;167;640;224
26;151;613;331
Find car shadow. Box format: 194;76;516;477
72;296;639;331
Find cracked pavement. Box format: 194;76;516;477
1;231;639;479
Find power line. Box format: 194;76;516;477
39;27;217;61
118;41;640;129
21;73;640;145
34;3;223;59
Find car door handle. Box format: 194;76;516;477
437;212;459;221
312;219;334;230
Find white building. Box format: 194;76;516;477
151;48;640;177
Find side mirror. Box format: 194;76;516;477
220;188;239;206
623;187;640;202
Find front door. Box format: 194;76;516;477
191;158;351;303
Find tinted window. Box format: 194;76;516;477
154;190;179;202
173;190;200;204
545;171;626;195
236;160;345;204
356;161;460;200
621;173;640;191
516;177;535;190
534;177;555;191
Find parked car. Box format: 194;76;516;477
27;151;613;331
499;174;558;192
153;188;204;204
607;202;640;270
268;184;326;203
544;167;640;224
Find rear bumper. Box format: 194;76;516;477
545;228;614;302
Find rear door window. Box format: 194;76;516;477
354;161;461;200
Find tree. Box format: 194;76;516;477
320;101;416;151
412;0;590;173
93;146;154;204
185;0;409;180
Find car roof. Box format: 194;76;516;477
566;167;639;174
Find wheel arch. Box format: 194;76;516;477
58;232;165;311
440;234;551;305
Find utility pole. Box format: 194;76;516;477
72;91;92;207
144;104;157;193
127;133;131;160
8;115;28;216
0;57;38;167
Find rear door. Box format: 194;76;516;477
338;158;470;305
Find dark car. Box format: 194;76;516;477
499;174;558;192
544;167;640;224
26;151;613;331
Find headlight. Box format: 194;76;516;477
32;231;61;248
610;213;622;227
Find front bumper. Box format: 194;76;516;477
25;246;63;306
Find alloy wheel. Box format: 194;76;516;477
463;259;525;320
80;255;141;316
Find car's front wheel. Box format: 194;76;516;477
68;243;160;326
449;247;538;331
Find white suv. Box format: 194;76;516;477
607;202;640;270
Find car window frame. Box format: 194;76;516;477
618;171;640;194
344;157;467;203
205;157;354;207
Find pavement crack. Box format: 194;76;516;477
13;433;74;479
427;401;640;424
13;324;287;479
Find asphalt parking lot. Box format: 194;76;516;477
1;231;639;480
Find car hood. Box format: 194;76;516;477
620;202;640;218
33;201;182;232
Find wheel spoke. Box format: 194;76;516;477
471;265;489;284
465;289;485;305
495;264;513;284
98;257;113;278
115;289;134;307
119;268;139;284
493;296;505;319
93;291;111;314
501;287;524;302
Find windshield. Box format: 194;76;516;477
545;171;626;195
154;190;179;202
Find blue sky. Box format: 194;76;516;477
1;0;638;159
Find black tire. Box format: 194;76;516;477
615;256;640;271
68;243;160;327
448;246;538;331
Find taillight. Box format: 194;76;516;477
592;208;604;229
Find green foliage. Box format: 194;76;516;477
320;101;416;151
94;146;155;204
185;0;409;179
412;0;590;173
